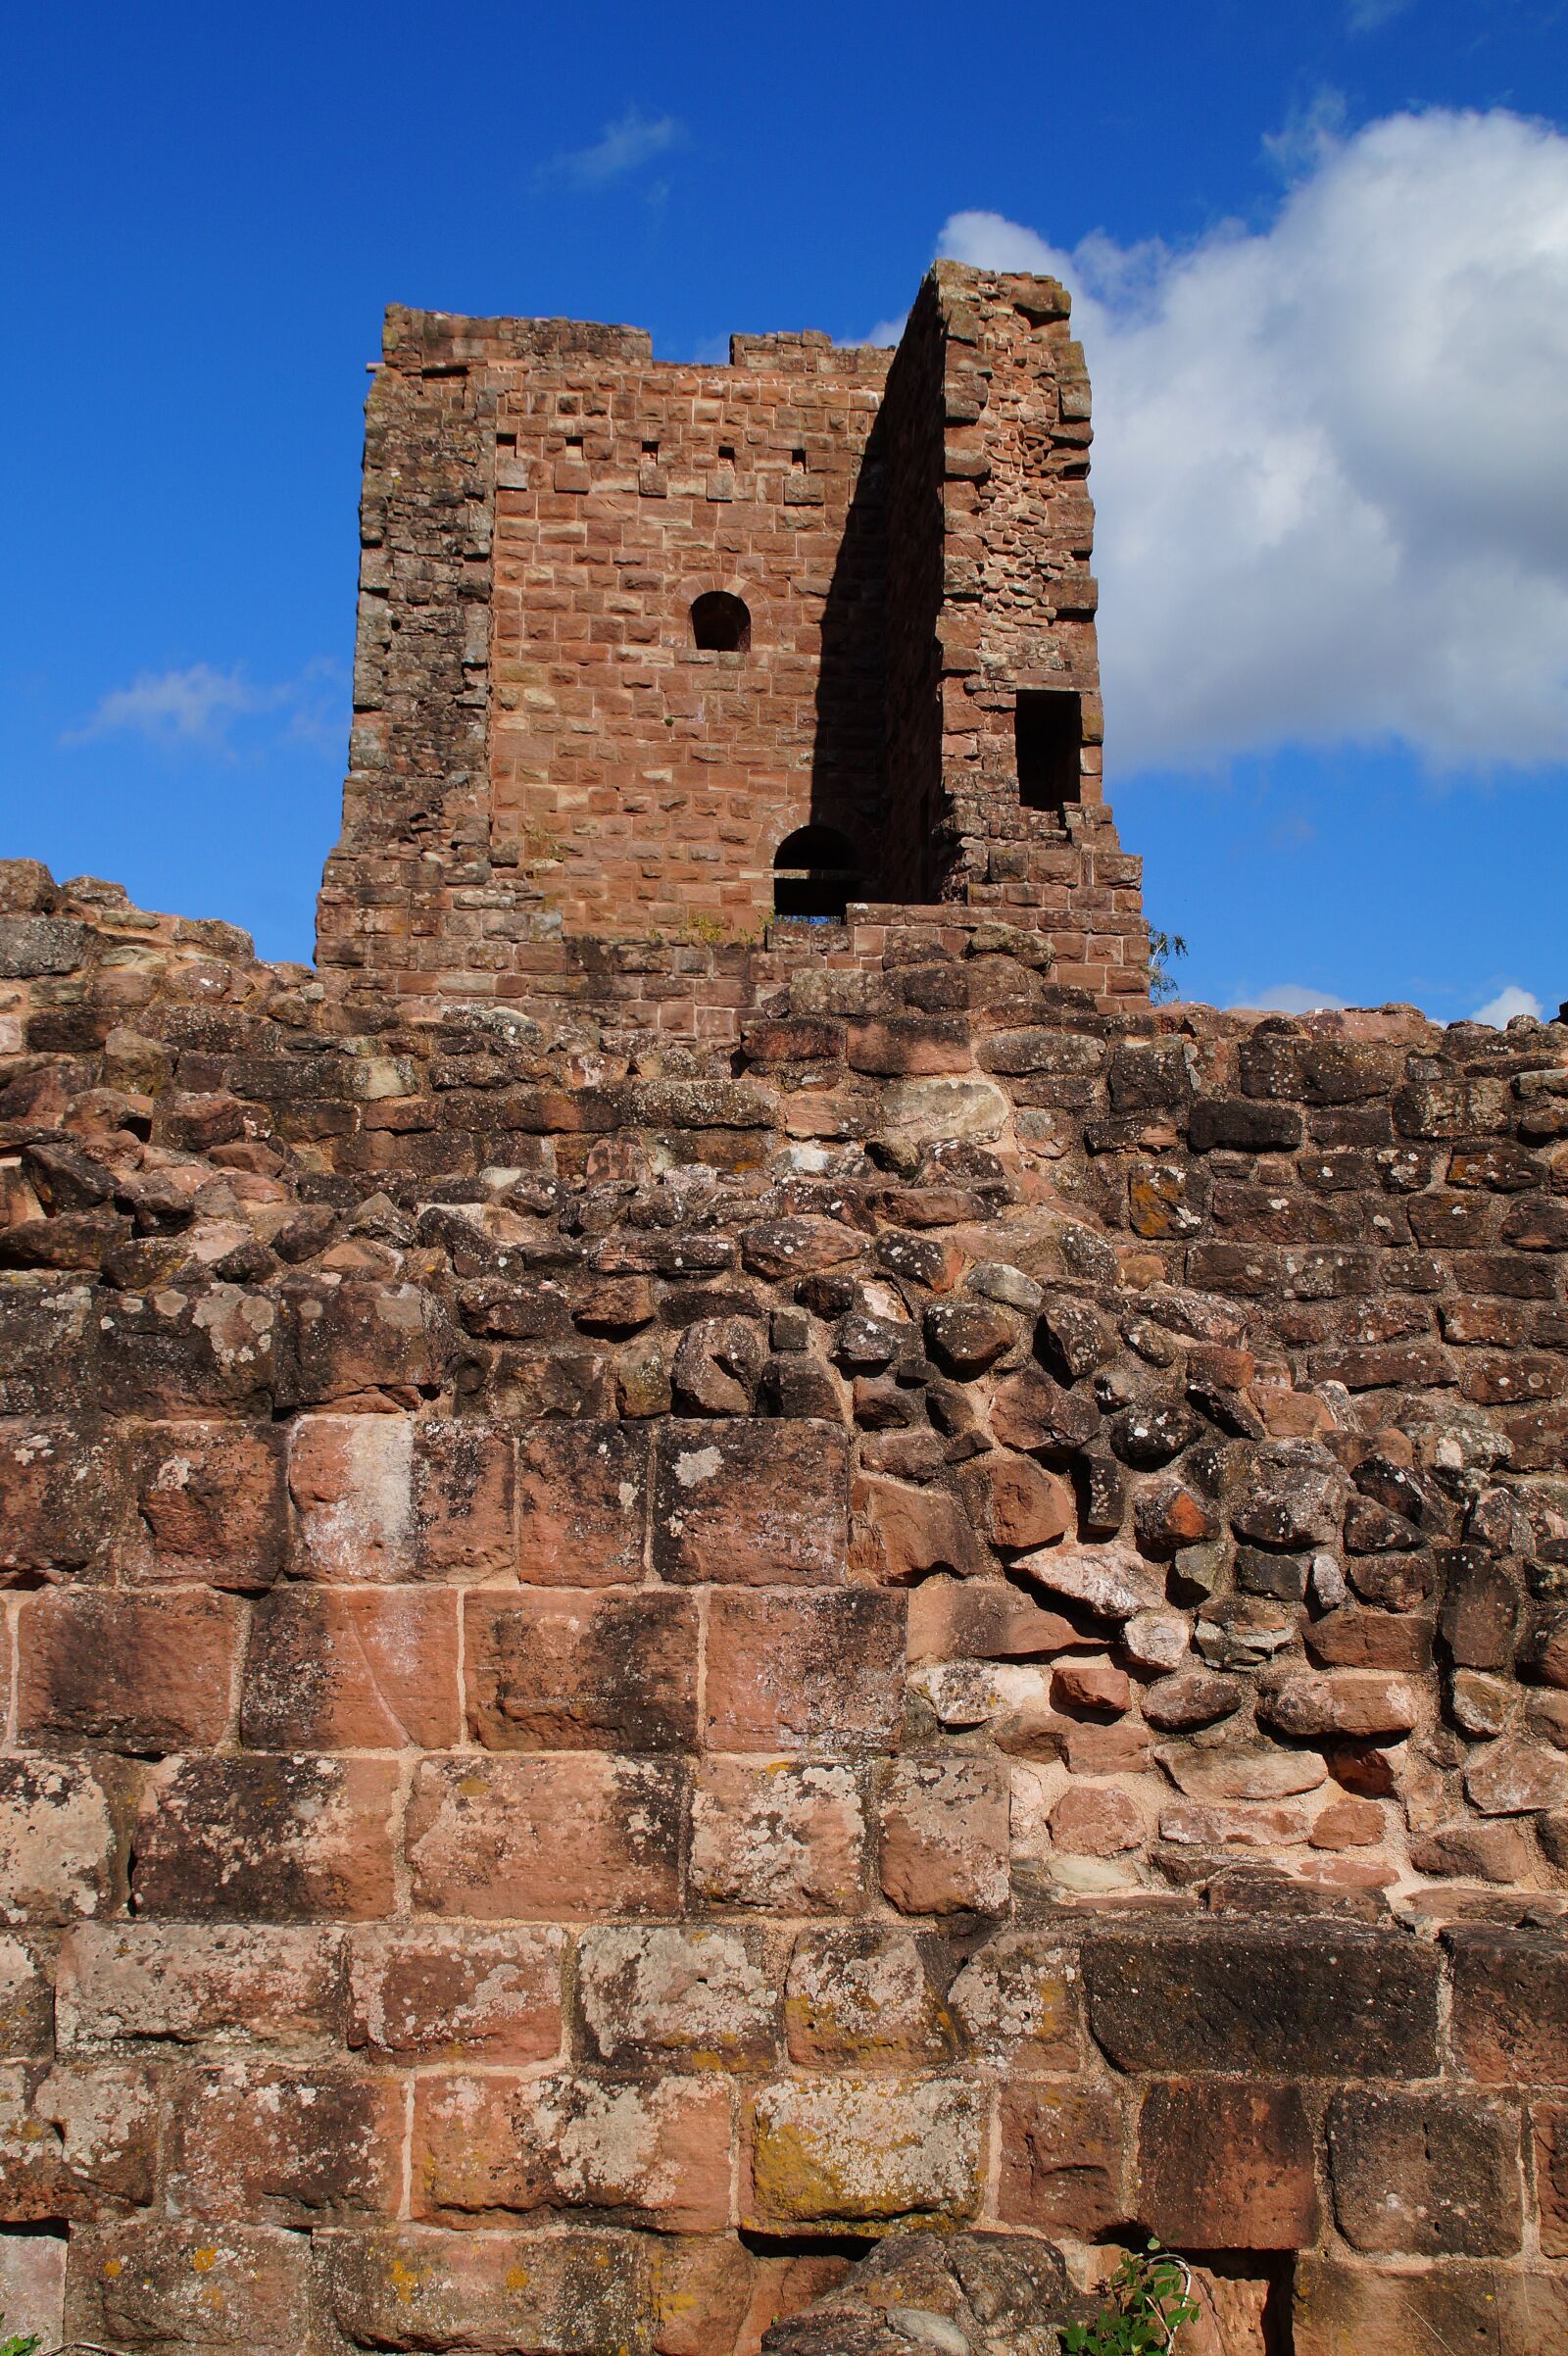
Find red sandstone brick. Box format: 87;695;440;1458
0;1417;115;1574
132;1755;399;1920
241;1585;461;1749
321;2226;650;2354
57;1923;343;2053
16;1590;240;1751
0;2059;158;2220
653;1417;848;1584
466;1588;698;1751
65;2221;313;2354
407;1752;683;1917
1140;2080;1318;2248
878;1754;1010;1916
745;2075;985;2228
999;2081;1127;2234
0;1757;116;1926
515;1418;649;1583
166;2063;405;2223
288;1412;415;1580
690;1758;867;1913
127;1419;286;1589
703;1589;905;1751
413;1417;516;1578
413;2069;731;2233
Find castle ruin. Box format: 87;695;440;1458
0;266;1565;2355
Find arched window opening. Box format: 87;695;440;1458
691;591;752;653
773;825;861;922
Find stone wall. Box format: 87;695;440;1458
317;267;1149;1015
1;859;1566;2351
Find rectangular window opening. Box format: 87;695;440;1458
642;439;660;457
1014;689;1083;815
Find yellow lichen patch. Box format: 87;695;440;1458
191;2247;218;2273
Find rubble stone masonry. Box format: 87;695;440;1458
1;267;1565;2352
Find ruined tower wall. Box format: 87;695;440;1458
1;864;1566;2352
318;269;1150;1020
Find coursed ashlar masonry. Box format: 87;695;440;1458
0;267;1565;2355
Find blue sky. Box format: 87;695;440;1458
2;0;1565;1017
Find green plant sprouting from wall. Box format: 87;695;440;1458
1062;2240;1200;2355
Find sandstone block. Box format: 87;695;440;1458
948;1933;1085;2070
348;1926;564;2062
0;1416;114;1573
1085;1923;1441;2077
1327;2088;1522;2255
906;1577;1077;1662
1139;2080;1317;2248
287;1412;415;1580
1293;2256;1568;2356
408;1754;683;1918
878;1755;1010;1916
167;2063;405;2223
127;1419;285;1589
58;1924;344;2053
745;2076;984;2227
785;1929;956;2069
1049;1783;1146;1854
468;1589;698;1753
704;1589;905;1752
0;1933;53;2057
654;1418;848;1585
65;2220;313;2354
0;2232;64;2348
132;1755;399;1919
575;1925;776;2071
414;2070;731;2233
16;1589;240;1751
998;2082;1127;2234
0;2059;157;2219
1258;1668;1419;1742
958;1449;1075;1550
1447;1927;1568;2084
414;1417;516;1578
0;1757;116;1924
516;1419;649;1584
319;2225;652;2355
242;1584;461;1749
689;1759;867;1914
1537;2101;1568;2258
855;1473;990;1584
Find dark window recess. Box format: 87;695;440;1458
691;591;752;653
1014;690;1082;814
773;824;861;921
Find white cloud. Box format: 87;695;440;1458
1471;983;1546;1025
66;661;343;756
933;108;1568;779
1348;0;1415;29
543;108;683;189
1228;983;1351;1012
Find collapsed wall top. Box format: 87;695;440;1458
317;263;1150;1021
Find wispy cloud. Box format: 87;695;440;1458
541;107;684;190
1348;0;1416;31
1471;984;1545;1025
65;660;345;758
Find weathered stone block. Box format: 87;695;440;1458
784;1929;956;2069
1294;2257;1568;2356
319;2226;653;2354
948;1933;1085;2069
408;1754;683;1917
1327;2088;1522;2255
689;1759;867;1914
745;2076;984;2227
704;1589;905;1751
653;1418;848;1585
516;1419;649;1584
127;1418;286;1589
242;1584;461;1749
0;2059;157;2219
1446;1926;1568;2084
466;1590;699;1751
1085;1923;1441;2076
58;1924;344;2053
65;2220;313;2354
0;1757;116;1924
348;1926;564;2062
414;1416;516;1578
287;1412;415;1580
877;1755;1011;1916
166;2063;405;2222
998;2082;1126;2234
16;1589;240;1751
576;1925;776;2071
1139;2080;1317;2248
132;1755;399;1920
414;2071;731;2233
